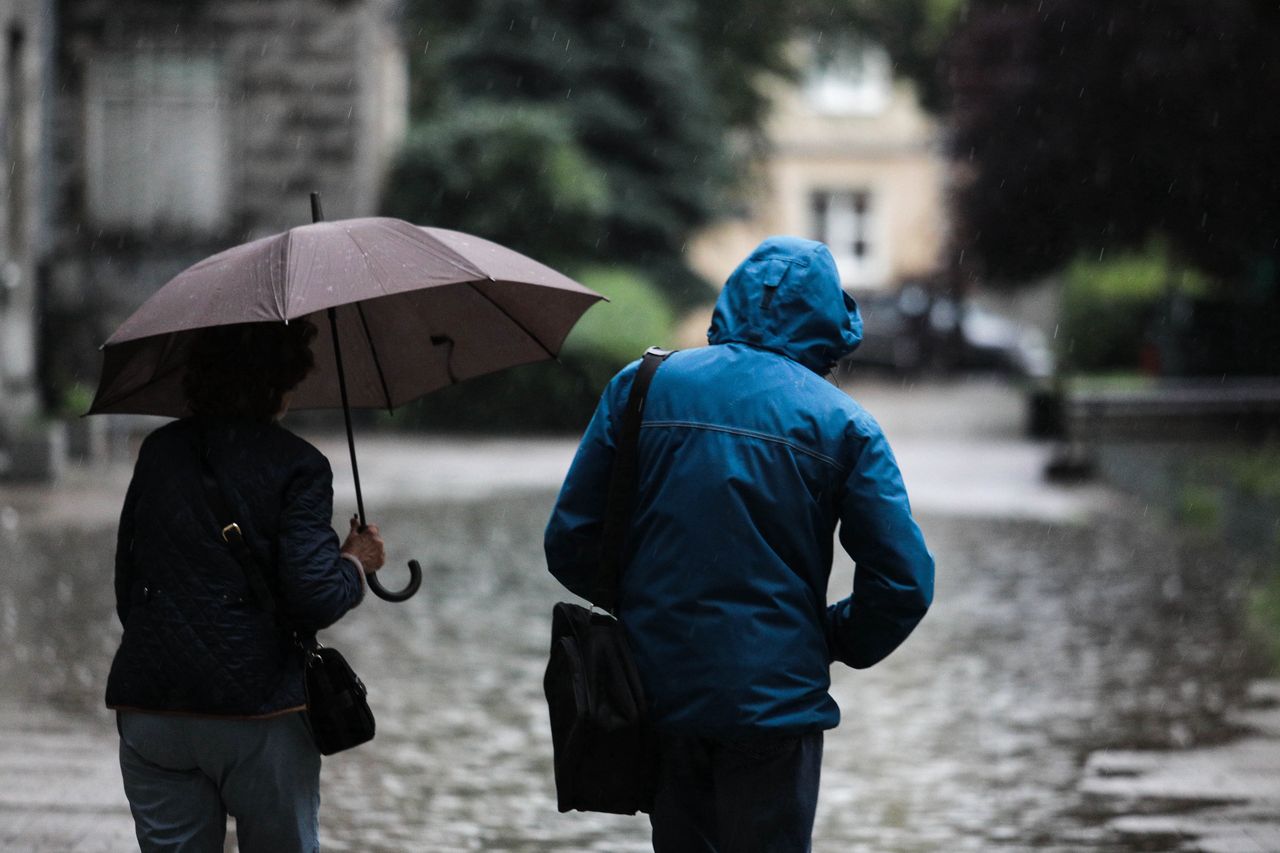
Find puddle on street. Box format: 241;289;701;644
0;488;1261;851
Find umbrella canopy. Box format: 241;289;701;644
89;217;605;417
90;211;605;603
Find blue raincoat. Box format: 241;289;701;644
545;236;934;736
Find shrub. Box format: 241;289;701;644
564;267;677;362
385;267;676;433
1059;242;1210;372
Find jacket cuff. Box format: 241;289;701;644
340;552;366;589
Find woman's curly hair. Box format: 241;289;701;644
183;320;318;420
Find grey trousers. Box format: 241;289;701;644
117;710;321;853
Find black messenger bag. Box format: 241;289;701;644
544;346;673;815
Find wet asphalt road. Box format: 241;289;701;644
0;377;1273;851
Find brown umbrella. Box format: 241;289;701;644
90;195;605;600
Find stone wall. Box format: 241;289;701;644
42;0;407;398
0;0;53;425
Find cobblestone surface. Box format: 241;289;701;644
1;378;1275;851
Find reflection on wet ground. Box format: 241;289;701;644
1;494;1260;850
0;380;1273;851
314;496;1257;852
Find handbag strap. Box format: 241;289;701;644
195;428;279;620
591;346;674;614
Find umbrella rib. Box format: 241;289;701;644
340;221;485;296
149;333;182;389
464;280;556;359
355;302;395;413
152;333;180;384
338;228;397;411
274;231;290;320
96;336;188;412
342;226;395;299
381;221;488;281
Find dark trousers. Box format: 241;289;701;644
650;731;823;853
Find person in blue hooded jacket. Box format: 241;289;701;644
545;236;935;852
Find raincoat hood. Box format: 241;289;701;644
708;236;862;373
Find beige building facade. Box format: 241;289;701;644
689;39;948;295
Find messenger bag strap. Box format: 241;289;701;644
591;346;675;615
195;428;279;620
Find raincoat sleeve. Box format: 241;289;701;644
274;453;364;631
543;366;632;601
827;429;934;669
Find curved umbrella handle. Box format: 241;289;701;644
368;559;423;602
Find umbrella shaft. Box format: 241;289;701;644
328;306;367;528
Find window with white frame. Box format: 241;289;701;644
803;36;892;117
85;52;230;232
810;188;886;288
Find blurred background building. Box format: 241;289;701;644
1;0;1276;457
689;35;947;294
0;0;52;430
0;0;407;476
42;0;407;409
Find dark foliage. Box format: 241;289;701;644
946;0;1280;287
386;353;614;433
382;104;608;272
393;0;965;305
392;0;731;306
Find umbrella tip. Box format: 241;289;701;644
310;192;325;224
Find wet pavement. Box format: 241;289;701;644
1;377;1277;851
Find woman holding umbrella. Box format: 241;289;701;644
104;320;386;852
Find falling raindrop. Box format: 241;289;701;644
56;576;72;605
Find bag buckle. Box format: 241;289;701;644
221;522;241;542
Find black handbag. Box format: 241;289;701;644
198;435;375;755
545;346;674;815
301;643;376;755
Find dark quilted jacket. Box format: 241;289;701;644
105;416;364;717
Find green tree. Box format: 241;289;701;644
392;0;731;305
383;104;608;270
392;0;966;296
383;0;976;424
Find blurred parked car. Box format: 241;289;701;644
842;284;1054;379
